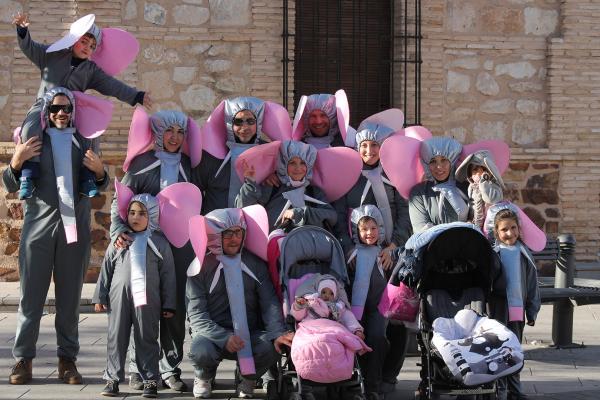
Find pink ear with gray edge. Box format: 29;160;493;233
363;108;405;132
242;205;269;261
157;183;202;248
234;141;281;184
123;107;153;172
291;95;309;141
380;135;425;199
188;215;207;276
13;127;21;144
180;117;202;168
312;147;363;202
73;91;114;139
90;28;140;77
461;140;510;175
114;179;135;221
403;125;433;141
200;100;228;159
335;89;350;143
263;102;292;141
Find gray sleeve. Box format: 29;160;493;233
159;241;177;312
17;28;48;70
93;246;116;306
255;263;287;340
235;179;265;208
524;257;541;323
294;187;338;228
391;188;412;248
2;166;20;193
186;274;231;347
89;64;139;106
478;180;503;204
332;196;353;256
408;186;434;233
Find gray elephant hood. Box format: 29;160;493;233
224;97;265;143
350;204;386;246
204;208;247;256
149;110;188;153
420;136;463;181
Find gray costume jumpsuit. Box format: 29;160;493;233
235;140;337;231
16;26;141;160
109;111;194;380
187;251;285;380
408;137;471;233
186;208;286;381
3;90;109;362
334;122;413;389
94;194;176;383
193;97;267;214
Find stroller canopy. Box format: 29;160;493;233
419;224;496;294
279;226;349;287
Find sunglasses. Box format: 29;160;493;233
48;104;73;114
222;228;244;239
232;118;256;127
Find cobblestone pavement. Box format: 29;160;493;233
0;283;599;399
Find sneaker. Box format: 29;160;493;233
18;177;34;200
101;380;119;397
9;359;32;385
142;380;158;398
193;378;212;399
80;179;99;198
163;374;188;392
129;372;144;390
57;357;82;384
238;377;255;398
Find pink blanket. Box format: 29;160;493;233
291;318;371;383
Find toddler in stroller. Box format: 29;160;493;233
395;222;519;399
272;225;371;400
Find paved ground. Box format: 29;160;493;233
0;282;599;399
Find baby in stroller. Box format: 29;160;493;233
272;226;371;400
291;274;365;340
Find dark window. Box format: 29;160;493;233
283;0;421;127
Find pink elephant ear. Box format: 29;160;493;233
115;179;135;221
180;117;202;168
13;127;21;144
188;215;208;276
292;95;309;141
157;183;202;248
234;141;281;184
312;147;363;202
263;102;292;141
380;135;424;199
123;107;153;172
90;28;140;77
403;125;433;141
516;207;547;252
335;89;350;142
201;100;228;159
242;205;269;260
72;91;114;139
364;108;405;132
461;140;510;175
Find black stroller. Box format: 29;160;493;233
403;224;507;400
271;225;367;400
